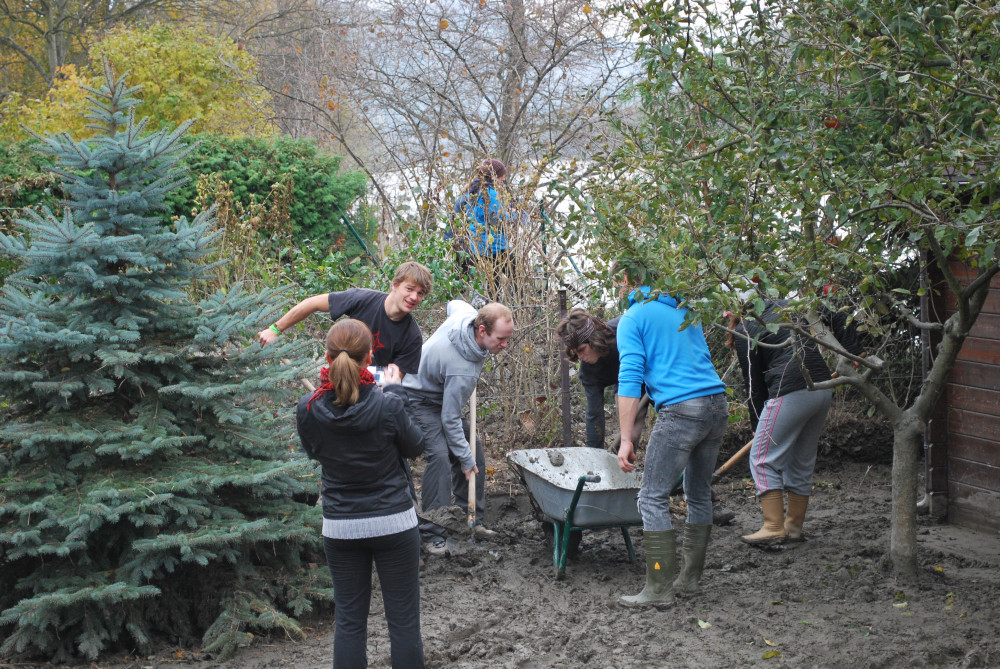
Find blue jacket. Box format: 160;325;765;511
454;182;508;254
617;288;725;409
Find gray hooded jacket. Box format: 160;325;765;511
402;300;487;470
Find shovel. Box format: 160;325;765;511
415;388;483;542
466;387;477;540
711;439;753;483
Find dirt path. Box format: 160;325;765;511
27;459;998;669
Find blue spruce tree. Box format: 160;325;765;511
0;61;331;662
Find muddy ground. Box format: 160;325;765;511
14;433;999;669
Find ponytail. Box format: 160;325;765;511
324;319;373;408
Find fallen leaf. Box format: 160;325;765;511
764;638;777;646
697;619;711;629
439;19;449;30
762;650;781;659
893;602;908;609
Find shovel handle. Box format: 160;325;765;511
467;387;477;529
712;440;753;483
467;473;476;529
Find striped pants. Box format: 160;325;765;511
749;388;833;497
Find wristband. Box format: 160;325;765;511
269;324;281;335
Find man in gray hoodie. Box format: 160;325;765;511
402;300;515;555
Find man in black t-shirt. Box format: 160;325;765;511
258;262;432;377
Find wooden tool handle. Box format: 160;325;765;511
468;387;477;528
712;439;753;483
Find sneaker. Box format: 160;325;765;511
424;539;449;556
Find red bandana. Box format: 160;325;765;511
307;365;376;409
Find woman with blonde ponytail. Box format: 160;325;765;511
297;319;426;668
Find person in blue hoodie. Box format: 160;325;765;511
402;300;515;556
297;319;426;668
616;288;729;607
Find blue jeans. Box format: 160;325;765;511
639;393;728;530
324;528;425;669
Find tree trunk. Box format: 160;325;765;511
45;0;70;79
496;0;527;167
889;414;923;581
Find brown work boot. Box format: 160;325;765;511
784;492;809;543
741;490;786;546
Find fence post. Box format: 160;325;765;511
559;288;572;447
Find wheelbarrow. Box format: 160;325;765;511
507;447;643;579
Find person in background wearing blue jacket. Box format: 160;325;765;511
297;319;426;668
452;159;516;297
616;288;729;607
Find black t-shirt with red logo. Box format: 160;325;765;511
327;288;423;374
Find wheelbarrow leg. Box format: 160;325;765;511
552;520;568;580
621;526;636;562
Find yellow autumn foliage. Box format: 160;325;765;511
0;23;274;140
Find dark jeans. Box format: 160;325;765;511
324;528;424;669
582;384;650;450
407;402;486;543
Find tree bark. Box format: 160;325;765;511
889;414;923;581
496;0;527;166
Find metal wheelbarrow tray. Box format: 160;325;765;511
507;447;643;579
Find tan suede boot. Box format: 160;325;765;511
741;490;786;545
784;492;809;543
620;530;676;607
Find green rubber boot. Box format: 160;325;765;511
620;530;676;607
673;523;712;595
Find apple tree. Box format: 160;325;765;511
576;0;999;579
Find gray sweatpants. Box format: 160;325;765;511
406;400;486;543
749;388;833;497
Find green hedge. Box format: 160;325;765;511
166;134;372;254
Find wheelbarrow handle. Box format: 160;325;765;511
582;474;601;484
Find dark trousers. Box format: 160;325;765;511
324;528;424;669
407;402;486;543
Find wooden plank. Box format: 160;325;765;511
952;337;1000;366
949;433;1000;468
944;287;1000;315
946;408;1000;442
946;384;1000;418
948;481;1000;532
948;458;1000;492
948;360;1000;391
947;261;1000;287
940;312;1000;341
